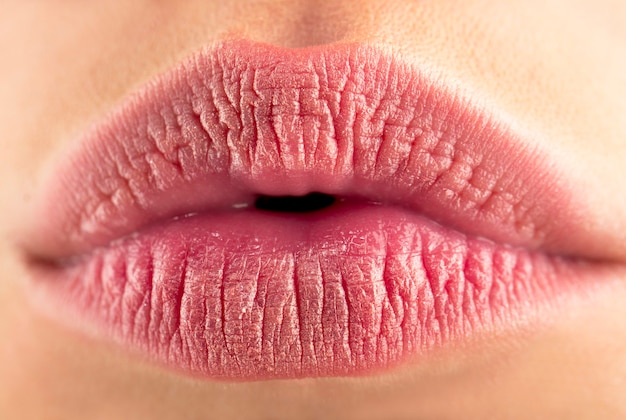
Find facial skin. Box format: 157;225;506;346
1;1;626;419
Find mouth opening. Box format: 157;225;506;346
254;192;337;213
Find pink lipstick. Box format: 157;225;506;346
22;40;621;379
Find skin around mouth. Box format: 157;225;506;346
21;40;623;380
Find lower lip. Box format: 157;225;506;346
29;201;598;380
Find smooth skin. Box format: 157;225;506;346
1;1;626;419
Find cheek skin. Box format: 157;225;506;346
1;1;626;419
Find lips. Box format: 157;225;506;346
22;40;621;380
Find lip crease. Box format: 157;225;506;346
21;39;621;380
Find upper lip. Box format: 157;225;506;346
20;40;618;262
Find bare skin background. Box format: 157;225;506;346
1;1;626;419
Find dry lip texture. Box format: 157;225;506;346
21;40;622;380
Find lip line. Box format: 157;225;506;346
21;39;603;262
18;39;626;381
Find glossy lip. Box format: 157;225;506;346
21;39;622;380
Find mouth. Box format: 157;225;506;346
21;39;622;380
